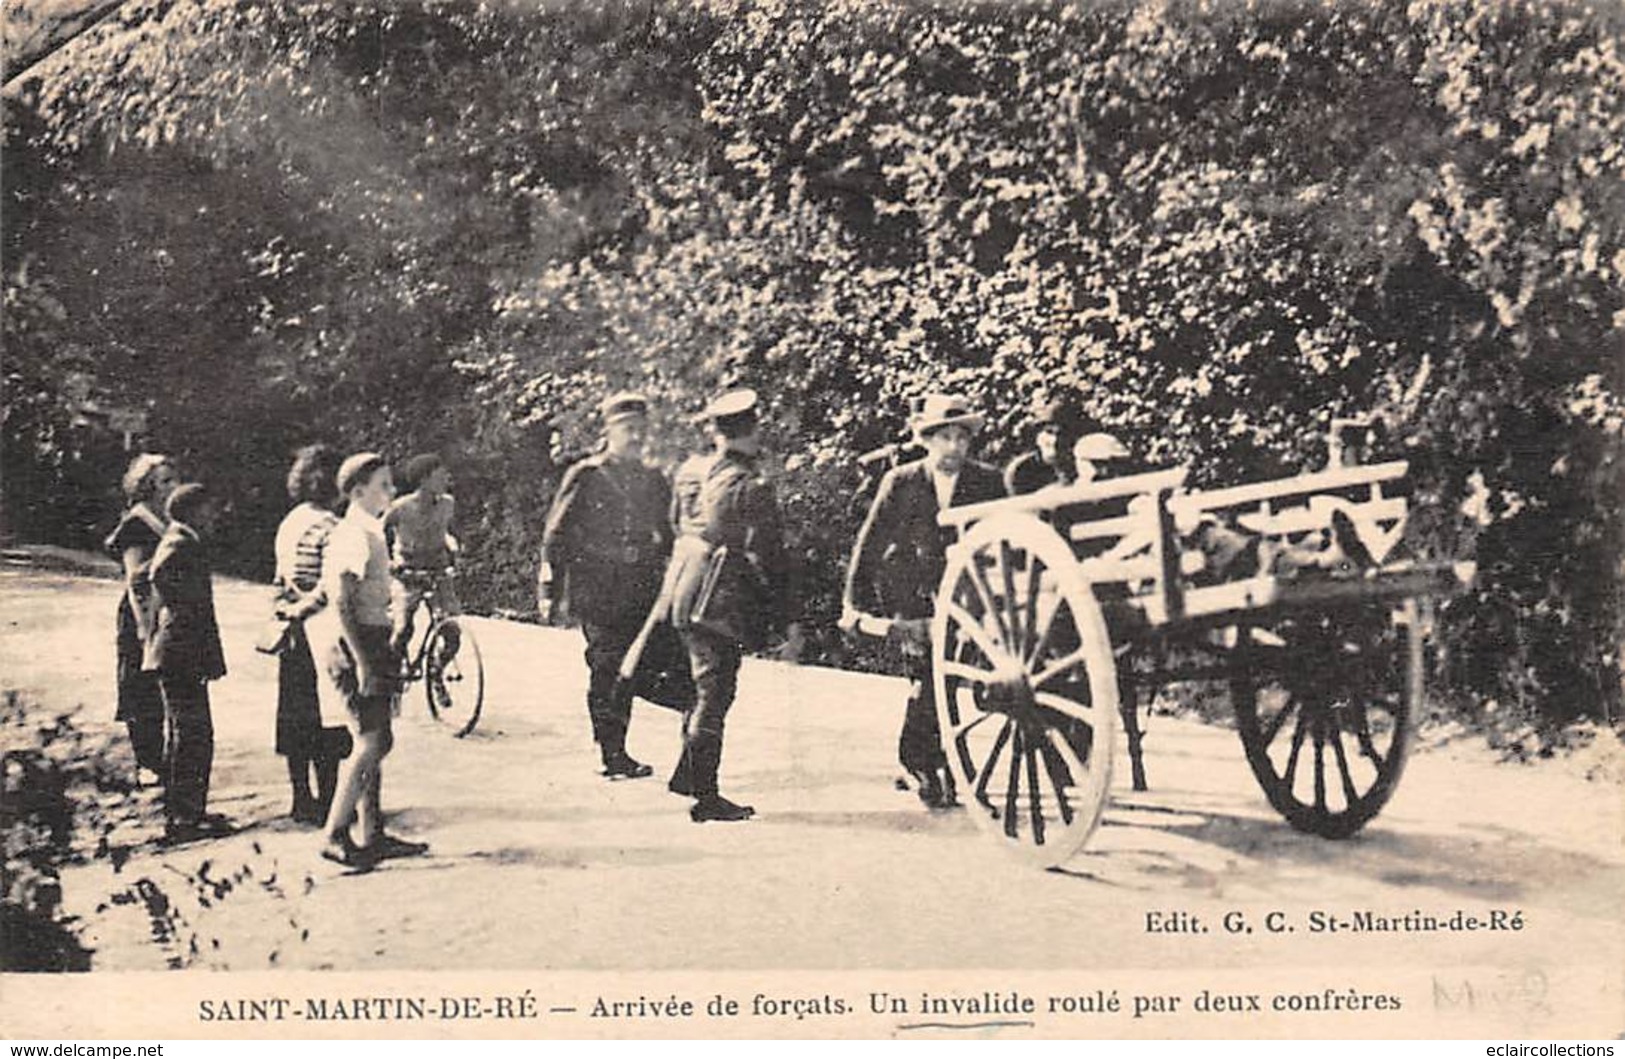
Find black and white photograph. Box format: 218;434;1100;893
1;0;1621;1041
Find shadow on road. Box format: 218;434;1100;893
1041;795;1625;909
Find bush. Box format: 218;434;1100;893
5;0;1621;722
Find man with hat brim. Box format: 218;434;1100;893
540;392;681;780
840;393;1006;809
660;387;798;823
1005;397;1088;496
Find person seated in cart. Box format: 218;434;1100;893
1004;398;1087;496
839;393;1007;810
385;453;462;663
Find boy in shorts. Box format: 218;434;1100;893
385;453;461;661
317;452;429;869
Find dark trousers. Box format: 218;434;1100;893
159;674;214;825
672;626;741;798
581;617;641;763
125;697;166;775
900;658;948;776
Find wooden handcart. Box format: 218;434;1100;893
929;441;1473;867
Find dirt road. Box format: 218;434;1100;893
2;566;1621;977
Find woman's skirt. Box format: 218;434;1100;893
275;622;325;758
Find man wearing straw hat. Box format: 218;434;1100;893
539;392;676;781
840;393;1006;809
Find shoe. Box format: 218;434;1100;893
318;834;374;871
161;815;234;845
195;813;236;836
291;801;323;825
136;767;162;789
367;833;430;860
690;795;755;823
936;767;961;809
601;753;653;780
910;768;944;809
160;822;201;847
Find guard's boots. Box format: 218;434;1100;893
601;748;653;780
691;794;755;823
909;768;944;809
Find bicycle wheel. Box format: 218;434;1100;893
423;616;484;737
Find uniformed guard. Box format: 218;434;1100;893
538;392;674;780
662;388;797;823
840;393;1006;809
1004;397;1087;496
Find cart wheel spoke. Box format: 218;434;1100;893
1260;696;1298;747
1024;729;1047;845
1032;647;1090;689
965;557;1011;651
945;602;1008;665
1041;730;1077;825
1282;708;1311;791
1022;554;1046;660
1034;690;1094;727
1026;594;1066;668
940;660;998;686
1327;717;1361;808
952;710;997;742
1312;718;1328;812
1003;724;1024;839
973;719;1014;808
997;540;1024;654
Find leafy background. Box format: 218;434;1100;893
4;0;1621;727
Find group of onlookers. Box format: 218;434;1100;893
108;446;434;869
107;386;1130;855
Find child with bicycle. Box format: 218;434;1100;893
385;453;462;665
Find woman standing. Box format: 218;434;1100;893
106;453;180;787
272;444;351;823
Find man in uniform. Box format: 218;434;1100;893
840;393;1006;809
539;392;674;780
1004;397;1087;496
663;388;797;823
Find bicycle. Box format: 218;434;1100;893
396;568;485;737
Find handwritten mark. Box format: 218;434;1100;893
898;1020;1036;1032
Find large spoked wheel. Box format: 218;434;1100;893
933;514;1120;868
1231;600;1422;838
424;616;484;737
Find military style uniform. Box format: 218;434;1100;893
664;446;792;807
661;391;793;819
540;450;674;772
844;455;1005;795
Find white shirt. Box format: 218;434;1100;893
321;506;392;628
931;468;959;510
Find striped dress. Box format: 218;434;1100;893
273;503;340;756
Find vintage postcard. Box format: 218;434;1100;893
2;0;1621;1042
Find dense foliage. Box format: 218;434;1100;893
4;0;1621;723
